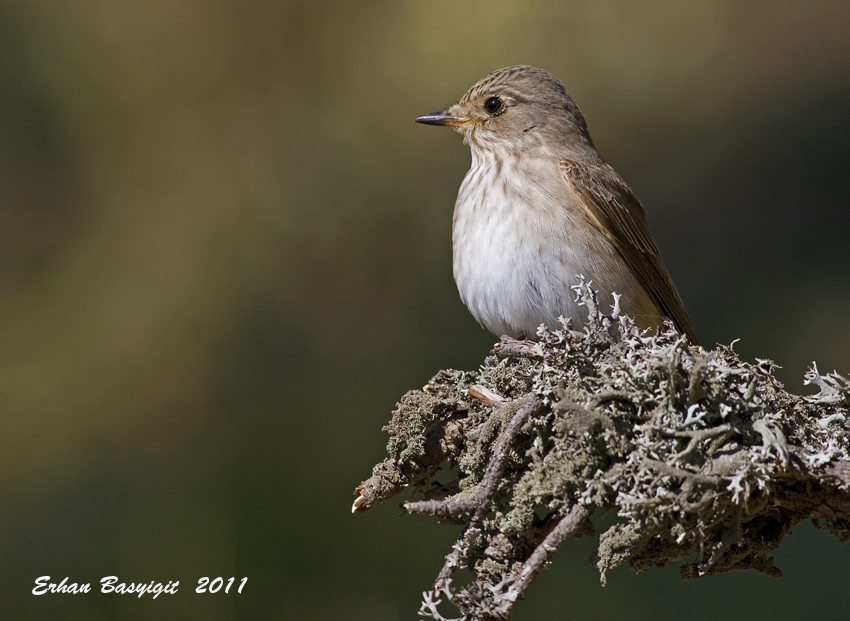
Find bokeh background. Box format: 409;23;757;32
1;1;849;619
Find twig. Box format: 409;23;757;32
404;396;543;520
469;385;508;406
501;503;593;613
492;337;540;359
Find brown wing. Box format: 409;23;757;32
560;159;698;344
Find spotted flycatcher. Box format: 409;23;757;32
415;65;698;344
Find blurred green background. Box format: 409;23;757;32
1;1;849;619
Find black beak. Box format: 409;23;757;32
414;111;467;127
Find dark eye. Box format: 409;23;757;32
484;96;504;115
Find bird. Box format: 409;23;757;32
415;65;698;345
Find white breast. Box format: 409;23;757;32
451;151;656;338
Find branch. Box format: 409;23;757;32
353;284;850;620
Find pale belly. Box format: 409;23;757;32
451;162;661;338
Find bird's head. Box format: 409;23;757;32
415;65;595;156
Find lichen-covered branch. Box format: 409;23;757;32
353;283;850;620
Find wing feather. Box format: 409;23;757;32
560;159;699;344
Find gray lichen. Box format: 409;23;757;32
353;283;850;620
